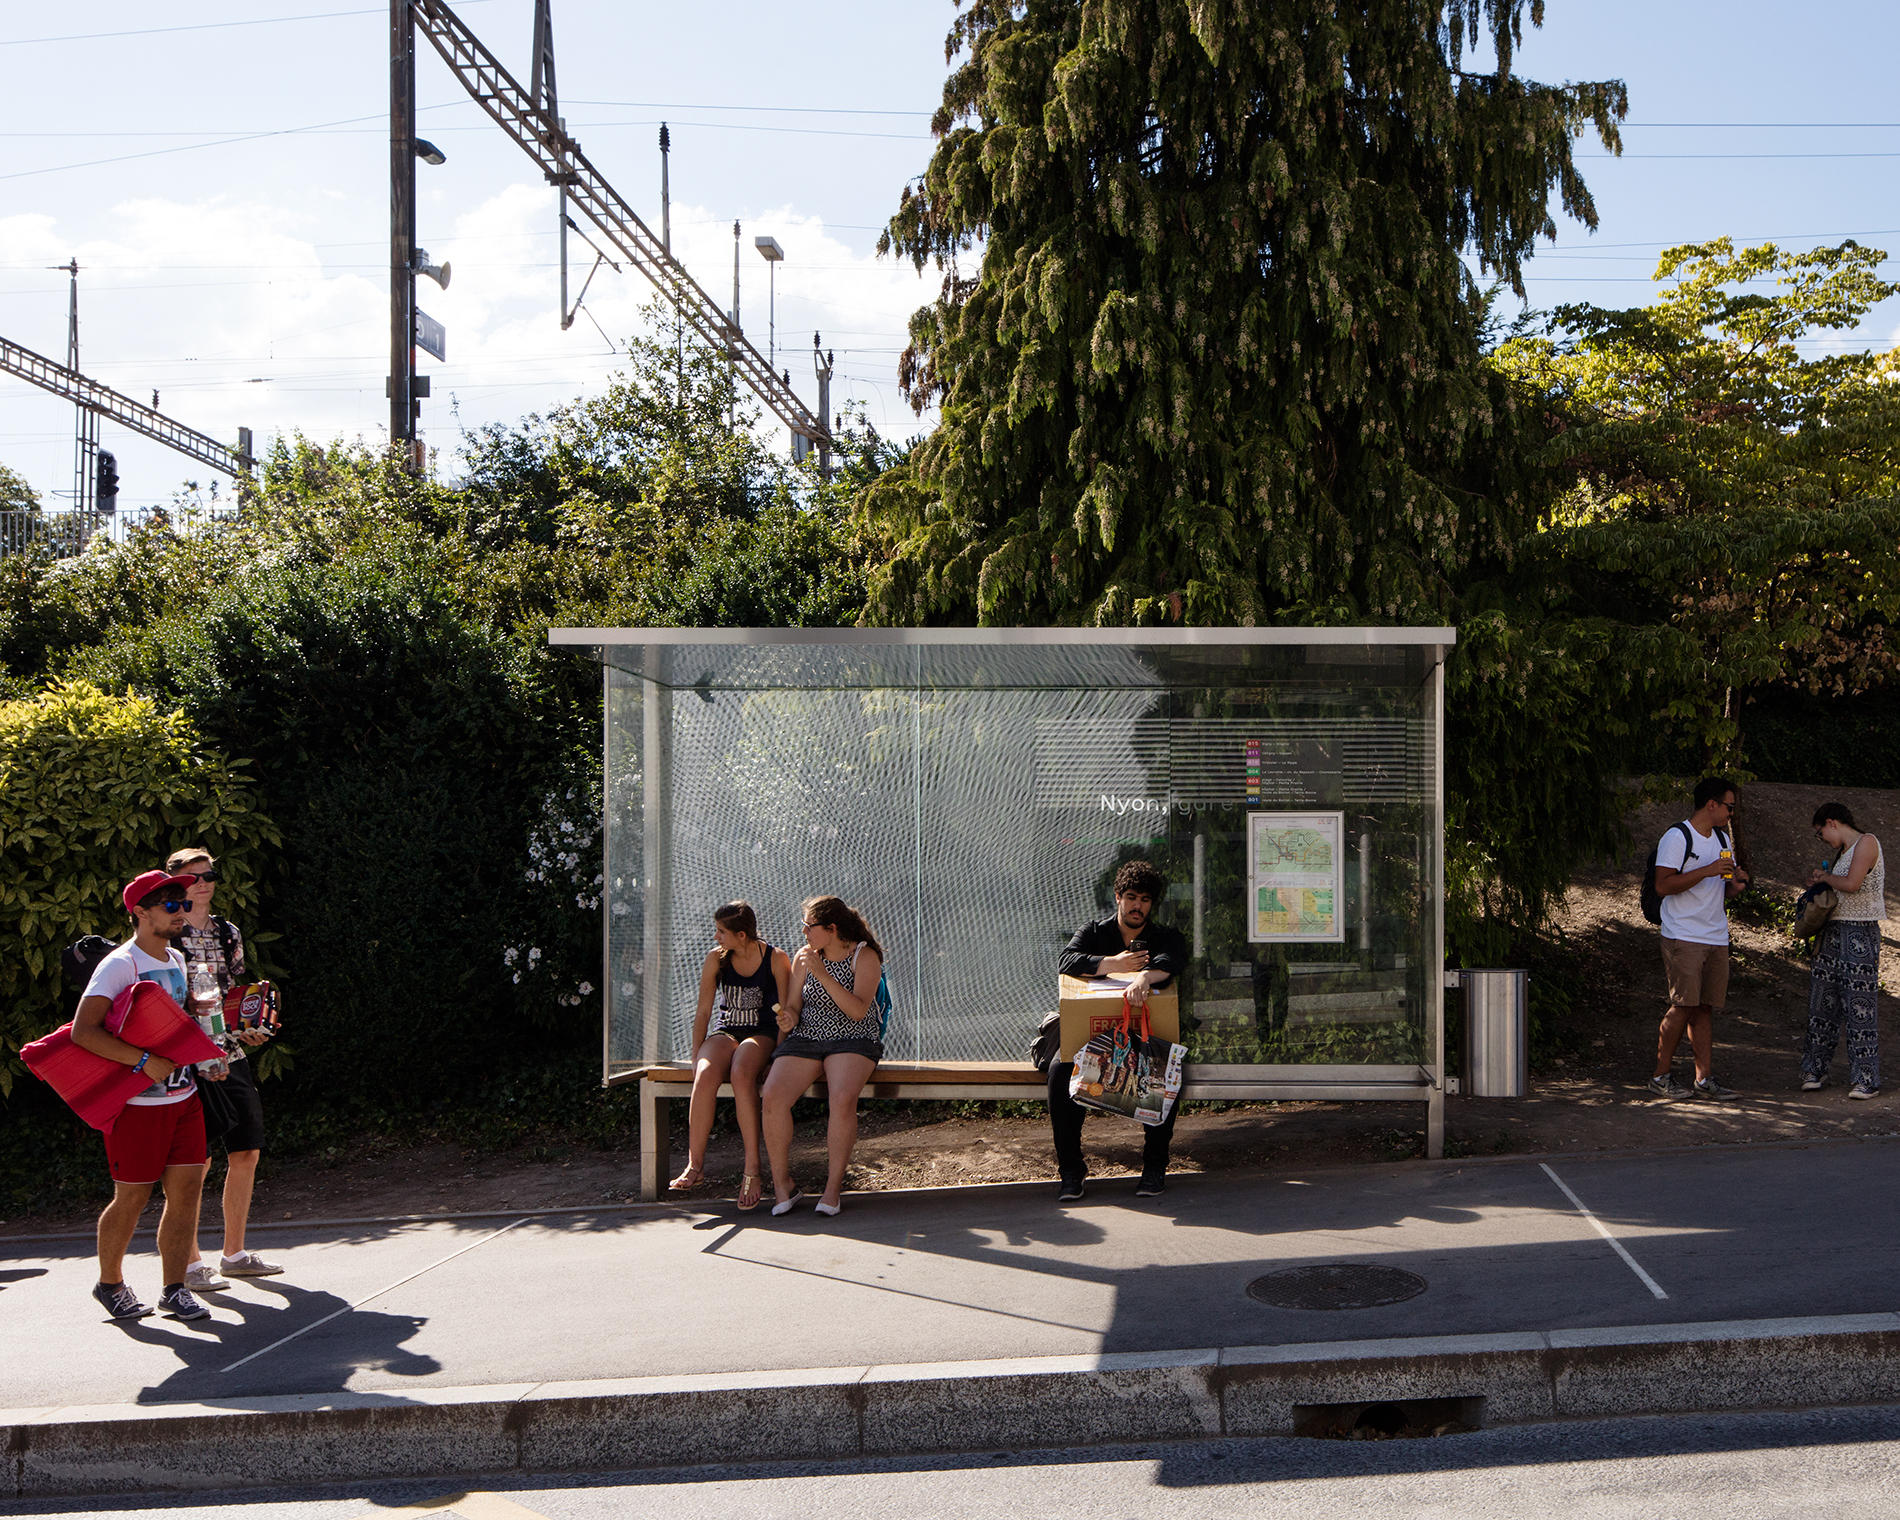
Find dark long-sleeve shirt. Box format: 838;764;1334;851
1057;915;1189;986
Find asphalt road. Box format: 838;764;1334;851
5;1406;1900;1519
5;1139;1899;1410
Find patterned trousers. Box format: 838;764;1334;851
1804;920;1882;1091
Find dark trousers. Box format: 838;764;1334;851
1047;1061;1177;1179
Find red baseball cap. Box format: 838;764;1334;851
122;870;198;914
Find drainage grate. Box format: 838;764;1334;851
1246;1263;1427;1310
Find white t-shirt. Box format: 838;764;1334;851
80;940;196;1106
1656;821;1731;946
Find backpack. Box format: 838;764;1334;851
850;944;894;1042
61;936;119;991
1641;822;1731;925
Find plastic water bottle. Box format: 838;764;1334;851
190;968;228;1080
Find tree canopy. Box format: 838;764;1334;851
1497;239;1900;762
863;0;1625;628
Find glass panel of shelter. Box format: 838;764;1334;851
600;642;1436;1075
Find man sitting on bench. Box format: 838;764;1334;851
1050;859;1187;1202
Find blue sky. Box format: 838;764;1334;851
1;1;1895;510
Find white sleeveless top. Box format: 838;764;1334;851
1834;835;1887;922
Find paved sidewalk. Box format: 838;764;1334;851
2;1139;1894;1411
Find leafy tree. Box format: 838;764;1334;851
0;463;39;514
1497;239;1900;765
865;0;1625;628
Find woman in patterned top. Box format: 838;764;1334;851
669;901;792;1211
1802;802;1887;1098
761;895;885;1218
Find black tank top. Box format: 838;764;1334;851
713;944;777;1033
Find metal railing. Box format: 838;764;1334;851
0;505;243;558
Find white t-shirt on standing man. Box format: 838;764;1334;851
80;940;196;1106
1656;822;1731;947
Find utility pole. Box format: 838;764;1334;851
814;333;833;481
48;258;99;519
658;123;671;254
389;0;418;463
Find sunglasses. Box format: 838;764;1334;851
140;898;190;914
802;921;827;932
173;867;219;883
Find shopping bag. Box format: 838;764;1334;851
1068;994;1186;1127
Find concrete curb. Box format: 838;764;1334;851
9;1312;1900;1498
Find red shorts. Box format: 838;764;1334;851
105;1094;208;1184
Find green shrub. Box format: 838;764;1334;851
0;679;279;1092
73;551;598;1101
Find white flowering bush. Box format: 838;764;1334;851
502;769;603;1026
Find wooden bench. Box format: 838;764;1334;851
614;1058;1437;1199
622;1061;1046;1200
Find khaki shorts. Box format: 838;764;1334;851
1661;937;1729;1009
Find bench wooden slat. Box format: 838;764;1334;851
640;1060;1042;1086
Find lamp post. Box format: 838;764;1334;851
754;236;783;372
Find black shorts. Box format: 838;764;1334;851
710;1023;777;1046
199;1057;267;1153
773;1034;883;1064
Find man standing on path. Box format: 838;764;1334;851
73;870;218;1322
167;846;284;1292
1651;777;1749;1101
1049;860;1188;1202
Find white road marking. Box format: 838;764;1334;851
1540;1163;1668;1300
220;1217;528;1373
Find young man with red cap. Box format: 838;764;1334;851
72;870;220;1321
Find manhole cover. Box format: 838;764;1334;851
1246;1264;1428;1310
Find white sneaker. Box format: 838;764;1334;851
219;1251;284;1277
182;1262;229;1292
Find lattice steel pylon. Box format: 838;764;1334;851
0;333;251;479
410;0;831;456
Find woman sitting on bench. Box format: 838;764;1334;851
670;901;792;1211
762;895;885;1218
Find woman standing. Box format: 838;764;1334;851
1802;803;1887;1098
167;847;282;1290
761;896;886;1218
669;902;791;1211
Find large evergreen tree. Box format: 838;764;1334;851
865;0;1625;628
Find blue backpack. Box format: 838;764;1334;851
853;945;894;1041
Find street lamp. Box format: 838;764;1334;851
755;235;783;370
414;138;448;166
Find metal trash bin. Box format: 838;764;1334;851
1457;969;1528;1098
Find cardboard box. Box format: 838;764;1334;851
1057;973;1180;1061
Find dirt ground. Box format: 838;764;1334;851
9;781;1899;1236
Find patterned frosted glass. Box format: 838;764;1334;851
597;639;1440;1079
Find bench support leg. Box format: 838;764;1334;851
1426;1081;1444;1160
640;1082;672;1202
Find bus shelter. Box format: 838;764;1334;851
551;627;1455;1179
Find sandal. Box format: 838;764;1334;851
667;1164;705;1193
736;1173;764;1212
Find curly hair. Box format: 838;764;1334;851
1112;859;1166;901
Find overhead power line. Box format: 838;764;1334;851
0;3;491;47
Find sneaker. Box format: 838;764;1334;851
1057;1175;1086;1202
1693;1077;1738;1101
157;1285;211;1322
92;1281;151;1321
1801;1075;1827;1092
1850;1085;1880;1100
1647;1074;1689;1098
1134;1173;1168;1197
183;1262;229;1292
219;1251;284;1277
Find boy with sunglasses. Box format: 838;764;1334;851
72;870;217;1322
167;847;283;1290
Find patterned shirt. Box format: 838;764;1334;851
177;916;250;1060
795;947;874;1043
